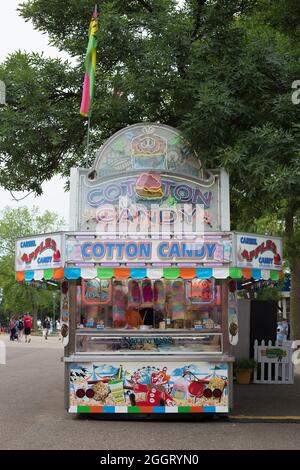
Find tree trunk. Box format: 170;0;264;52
285;205;300;340
289;258;300;340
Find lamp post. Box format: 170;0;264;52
52;292;57;331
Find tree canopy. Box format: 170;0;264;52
0;0;265;192
0;207;63;321
1;0;300;335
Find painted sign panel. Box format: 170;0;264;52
69;125;230;233
258;346;289;363
82;279;111;305
69;361;229;413
92;123;201;178
66;236;232;265
235;234;282;271
15;235;63;271
77;172;222;233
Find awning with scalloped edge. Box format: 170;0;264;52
15;266;283;282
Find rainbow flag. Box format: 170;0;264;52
80;6;99;117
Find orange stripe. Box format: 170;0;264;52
16;271;25;282
190;406;203;413
89;406;103;413
242;268;252;279
53;268;65;280
139;406;153;413
279;271;284;280
114;268;131;279
180;268;196;279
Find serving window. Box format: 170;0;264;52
76;333;223;354
76;278;223;331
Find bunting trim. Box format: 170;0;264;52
16;267;283;282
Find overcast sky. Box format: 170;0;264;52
0;0;73;226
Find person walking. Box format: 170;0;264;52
17;316;24;342
23;313;33;343
43;317;51;340
9;318;16;341
56;319;61;341
282;319;290;341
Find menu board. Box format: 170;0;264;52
82;279;111;305
188;279;215;304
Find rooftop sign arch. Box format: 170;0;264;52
92;123;207;180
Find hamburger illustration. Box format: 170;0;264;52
135;172;164;199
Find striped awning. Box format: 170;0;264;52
15;267;283;282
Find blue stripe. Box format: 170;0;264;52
203;406;216;413
130;268;147;279
102;406;115;413
25;271;35;281
196;268;213;279
64;268;81;279
152;406;165;413
252;268;262;279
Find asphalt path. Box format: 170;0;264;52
0;335;299;450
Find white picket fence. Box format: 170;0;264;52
253;340;294;384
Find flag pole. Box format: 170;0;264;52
86;113;91;166
80;4;98;167
86;4;97;167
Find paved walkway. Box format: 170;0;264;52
1;334;299;418
0;334;300;449
233;372;300;420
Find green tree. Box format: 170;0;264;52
180;14;300;337
1;1;300;337
0;0;258;191
0;207;63;327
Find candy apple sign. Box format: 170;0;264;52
235;234;282;270
16;235;63;271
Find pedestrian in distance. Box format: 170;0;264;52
17;316;24;342
56;319;62;341
9;318;17;341
282;319;290;341
14;319;20;342
43;317;51;340
23;313;33;343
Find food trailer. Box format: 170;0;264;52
15;123;283;414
